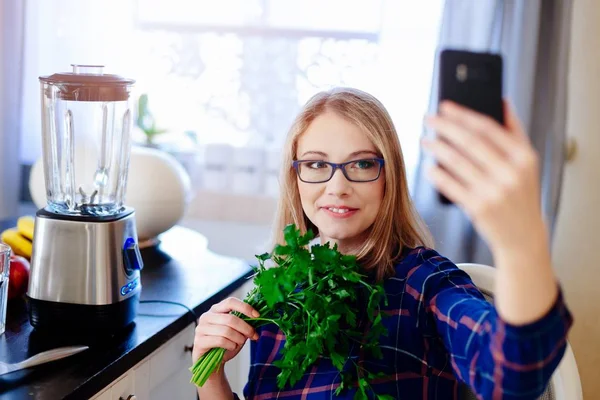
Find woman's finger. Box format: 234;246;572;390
421;137;486;187
438;101;518;155
194;334;239;353
200;312;258;340
425;114;506;173
211;297;260;319
425;164;471;206
503;100;529;143
200;324;248;346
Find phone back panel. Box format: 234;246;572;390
438;49;504;125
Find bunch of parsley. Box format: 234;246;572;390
190;224;392;399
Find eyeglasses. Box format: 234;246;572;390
292;158;385;183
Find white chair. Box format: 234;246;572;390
456;263;583;400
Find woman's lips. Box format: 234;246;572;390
320;206;358;219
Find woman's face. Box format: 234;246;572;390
295;111;385;252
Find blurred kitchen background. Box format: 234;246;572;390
1;0;599;397
13;0;442;211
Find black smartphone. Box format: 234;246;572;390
436;49;504;205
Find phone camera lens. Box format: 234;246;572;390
456;64;468;82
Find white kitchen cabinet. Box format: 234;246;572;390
111;373;135;400
91;388;112;400
90;323;196;400
148;323;196;400
132;356;151;400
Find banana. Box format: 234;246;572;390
1;228;32;258
17;216;35;240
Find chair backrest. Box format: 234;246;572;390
456;263;583;400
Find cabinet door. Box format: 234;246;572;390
133;357;151;400
111;373;135;400
90;387;112;400
149;323;196;400
89;323;198;400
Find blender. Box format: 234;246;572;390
27;65;144;334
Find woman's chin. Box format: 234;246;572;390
318;227;361;245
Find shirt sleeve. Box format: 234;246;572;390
424;254;573;399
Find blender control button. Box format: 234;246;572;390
120;277;139;296
123;238;144;273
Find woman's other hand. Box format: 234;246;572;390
193;297;260;364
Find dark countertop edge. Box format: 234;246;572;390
65;269;255;400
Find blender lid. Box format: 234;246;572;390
40;64;134;85
39;64;135;101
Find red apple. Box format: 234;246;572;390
8;255;30;300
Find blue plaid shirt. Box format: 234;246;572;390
238;246;573;399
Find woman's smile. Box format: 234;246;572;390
320;205;359;219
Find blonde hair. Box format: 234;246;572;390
272;87;434;281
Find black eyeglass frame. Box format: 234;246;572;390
292;158;385;183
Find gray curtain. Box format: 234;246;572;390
0;0;26;219
412;0;573;264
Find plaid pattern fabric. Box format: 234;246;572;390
239;246;573;400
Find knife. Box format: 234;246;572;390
0;345;89;376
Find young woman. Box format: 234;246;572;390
192;87;573;399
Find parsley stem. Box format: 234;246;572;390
192;347;220;386
243;317;278;324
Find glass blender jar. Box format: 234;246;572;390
27;65;144;334
40;64;134;216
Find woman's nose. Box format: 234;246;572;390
326;168;352;196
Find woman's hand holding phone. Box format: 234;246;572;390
423;100;560;327
422;100;545;257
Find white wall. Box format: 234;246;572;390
552;0;600;397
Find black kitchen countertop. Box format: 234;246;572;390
0;219;253;400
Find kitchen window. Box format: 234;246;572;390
18;0;443;198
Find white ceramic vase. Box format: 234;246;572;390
29;145;193;242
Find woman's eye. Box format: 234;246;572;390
308;161;327;169
353;160;375;169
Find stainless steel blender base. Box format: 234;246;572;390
27;293;140;334
27;208;143;332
